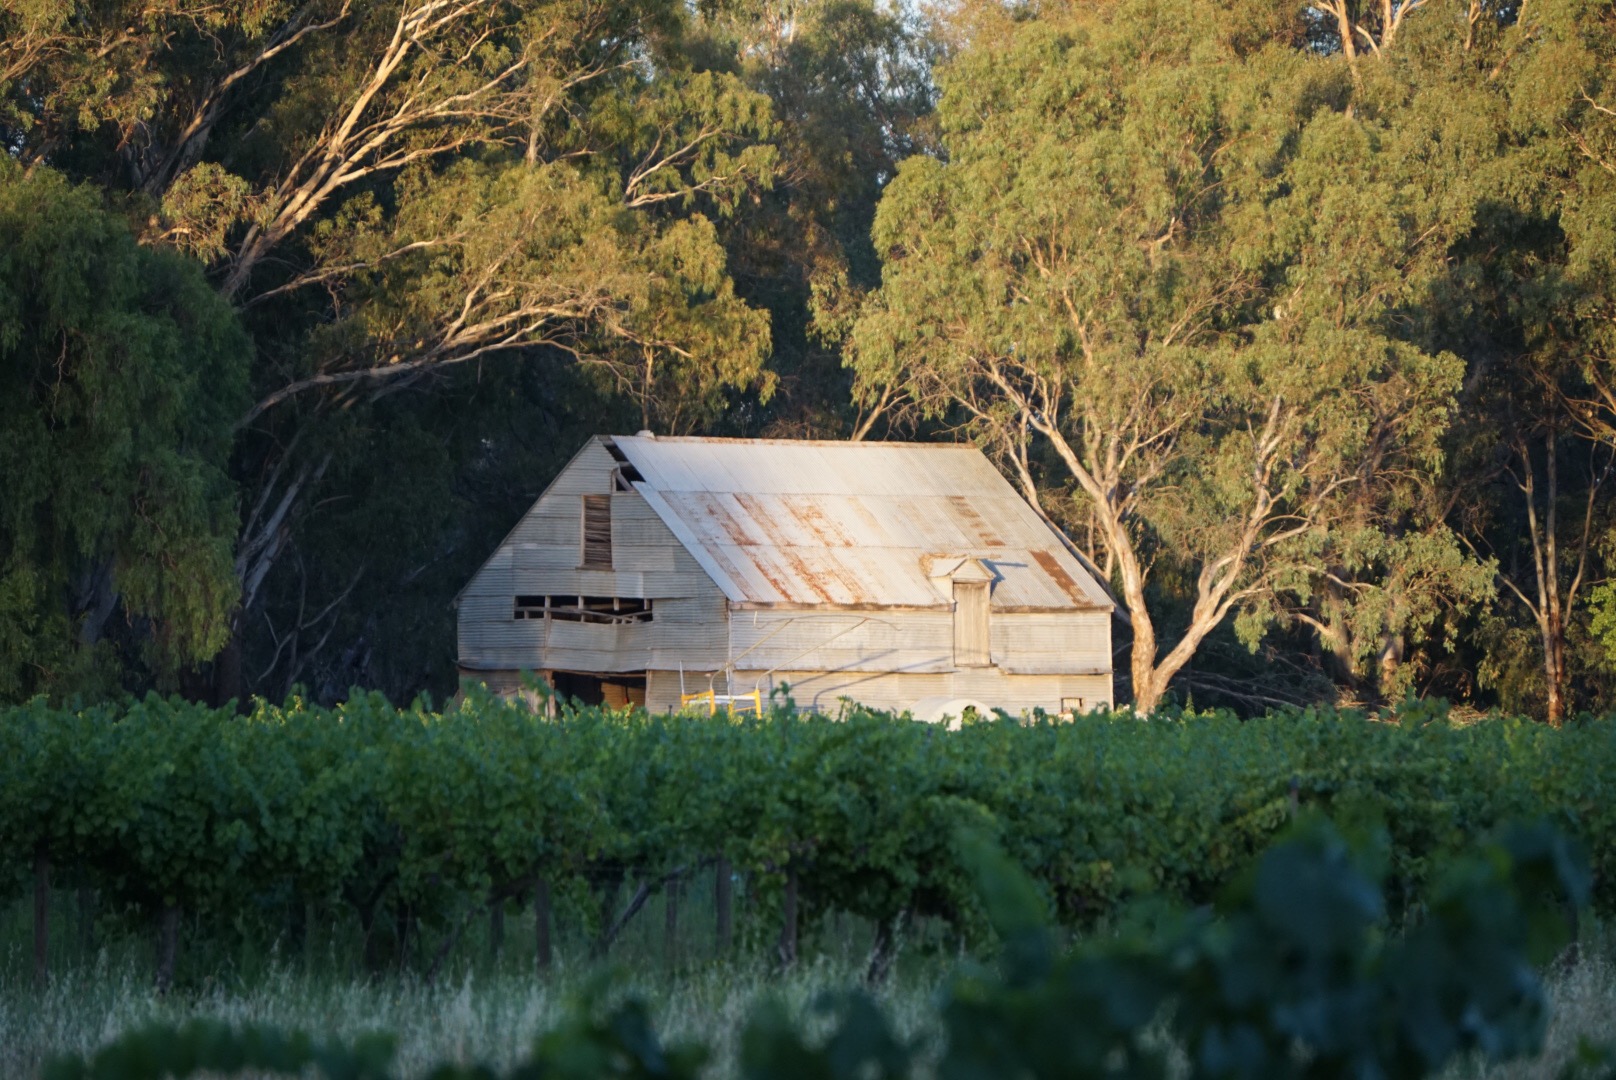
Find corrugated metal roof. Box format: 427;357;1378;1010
613;436;1113;611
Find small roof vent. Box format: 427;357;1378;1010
635;429;655;438
922;554;994;583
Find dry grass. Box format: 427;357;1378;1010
1474;955;1616;1080
3;945;1612;1079
0;948;948;1079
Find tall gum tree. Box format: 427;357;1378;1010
2;0;783;700
680;0;939;438
1232;9;1527;703
1485;0;1616;722
849;0;1467;712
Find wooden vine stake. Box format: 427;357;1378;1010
777;864;799;968
156;904;180;993
664;876;681;966
33;850;49;989
534;879;552;973
714;856;733;954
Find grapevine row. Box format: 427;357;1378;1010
4;690;1614;985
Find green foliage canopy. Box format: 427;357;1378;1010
0;0;804;704
7;0;1616;719
0;161;248;700
4;693;1616;948
850;0;1495;711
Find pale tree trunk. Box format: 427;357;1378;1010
1295;583;1404;706
1317;0;1428;65
1522;433;1565;725
1119;568;1166;714
1030;405;1288;715
1321;0;1360;69
1542;622;1568;726
961;357;1320;715
225;450;331;701
1311;584;1359;687
1541;435;1566;725
1378;633;1405;698
1502;429;1603;727
133;2;356;199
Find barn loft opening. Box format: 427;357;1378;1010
551;670;646;708
581;494;612;568
514;596;652;623
602;441;644;489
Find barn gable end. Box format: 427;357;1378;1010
457;438;729;678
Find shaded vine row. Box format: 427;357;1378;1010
5;691;1615;986
43;820;1602;1080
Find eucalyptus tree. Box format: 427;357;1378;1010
0;162;249;700
680;0;938;437
1470;0;1616;722
1547;0;1616;715
850;0;1475;712
3;0;786;700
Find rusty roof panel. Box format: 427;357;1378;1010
614;436;1113;611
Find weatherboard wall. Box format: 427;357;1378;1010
643;668;1113;716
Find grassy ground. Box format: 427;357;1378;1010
6;951;1615;1079
1476;954;1616;1080
0;948;951;1078
0;878;955;1079
2;885;1613;1080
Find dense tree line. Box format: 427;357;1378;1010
1;0;1613;720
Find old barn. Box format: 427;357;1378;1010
455;435;1114;720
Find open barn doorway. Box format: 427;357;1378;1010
550;671;646;710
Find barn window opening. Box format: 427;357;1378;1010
952;580;990;667
581;494;612;568
514;595;652;624
551;671;646;708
